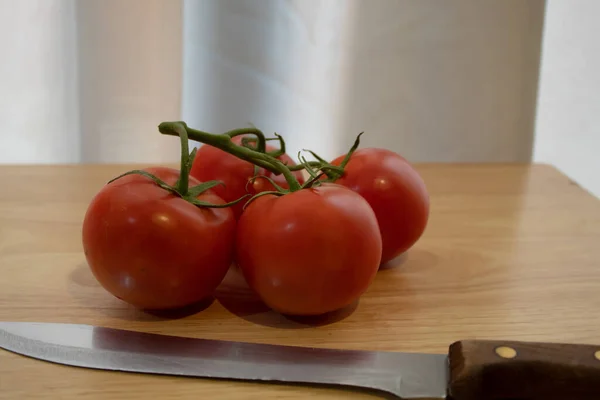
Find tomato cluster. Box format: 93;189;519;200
82;122;429;315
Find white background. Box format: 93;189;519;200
533;0;600;197
0;0;598;197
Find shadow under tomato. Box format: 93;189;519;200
140;297;215;320
67;263;214;322
379;252;409;270
215;266;358;329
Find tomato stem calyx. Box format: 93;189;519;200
339;132;364;169
107;122;250;209
159;121;303;192
313;131;364;183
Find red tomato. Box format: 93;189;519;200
190;136;305;218
235;183;382;316
82;167;236;310
330;149;429;264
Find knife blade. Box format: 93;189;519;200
0;322;599;399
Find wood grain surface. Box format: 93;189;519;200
1;164;599;399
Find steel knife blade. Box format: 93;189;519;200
1;322;599;399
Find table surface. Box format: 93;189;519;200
1;164;599;399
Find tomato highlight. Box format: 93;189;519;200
82;120;431;317
236;183;382;315
158;122;384;316
82;124;241;310
329;148;429;264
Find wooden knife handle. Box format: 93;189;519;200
448;340;600;400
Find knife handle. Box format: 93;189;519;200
448;340;600;400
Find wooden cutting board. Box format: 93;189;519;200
1;164;599;399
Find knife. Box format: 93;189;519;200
1;322;599;399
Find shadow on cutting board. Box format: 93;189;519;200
215;266;358;329
67;263;215;321
67;263;355;326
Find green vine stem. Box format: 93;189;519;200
222;127;267;153
288;160;321;171
106;121;249;209
240;135;284;157
339;132;364;169
172;122;192;194
307;132;364;182
267;133;285;158
159;121;302;192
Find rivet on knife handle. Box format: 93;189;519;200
448;340;600;400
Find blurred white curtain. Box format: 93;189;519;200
0;0;79;163
534;0;600;197
0;0;545;164
182;0;545;162
0;0;181;164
